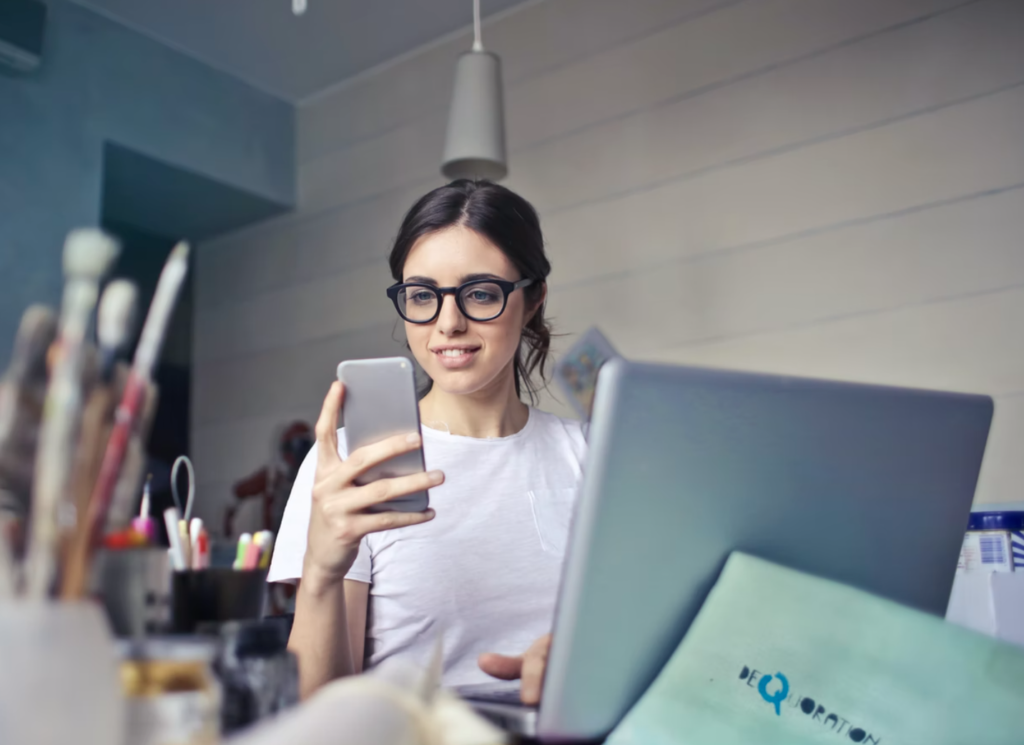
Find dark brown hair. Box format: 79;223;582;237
388;179;552;403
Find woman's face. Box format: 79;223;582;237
401;225;533;397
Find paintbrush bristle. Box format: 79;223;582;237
63;229;120;280
97;280;138;352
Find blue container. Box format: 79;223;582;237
967;511;1024;571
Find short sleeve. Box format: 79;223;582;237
266;445;317;584
346;536;372;584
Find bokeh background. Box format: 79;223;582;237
3;0;1022;533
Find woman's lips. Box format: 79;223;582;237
432;347;480;369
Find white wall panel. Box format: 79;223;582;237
655;287;1024;397
197;181;428;311
195;0;1023;506
547;186;1024;350
541;84;1024;286
195;259;394;363
192;321;407;426
511;0;1024;213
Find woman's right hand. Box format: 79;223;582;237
302;381;442;590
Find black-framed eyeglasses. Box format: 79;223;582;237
386;278;534;324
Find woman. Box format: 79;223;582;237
269;180;585;703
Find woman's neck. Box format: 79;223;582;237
419;367;529;439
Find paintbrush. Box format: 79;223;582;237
81;242;190;568
0;306;58;450
59;280;138;599
96;280;137;381
0;306;58;596
24;230;119;599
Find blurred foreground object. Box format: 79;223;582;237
0;229;185;599
119;636;221;745
0;602;124;745
26;228;120;598
228;649;505;745
62;242;189;600
215;620;299;734
89;242;190;541
0;305;57;564
60;280;140;599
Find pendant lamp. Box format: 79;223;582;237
441;0;508;181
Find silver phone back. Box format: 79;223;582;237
337;357;428;512
538;359;992;741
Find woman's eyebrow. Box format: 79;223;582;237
403;275;437;285
459;272;506;283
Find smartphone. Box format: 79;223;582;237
336;357;429;513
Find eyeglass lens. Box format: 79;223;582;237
397;282;507;322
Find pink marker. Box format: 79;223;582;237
242;539;261;570
131;475;155;543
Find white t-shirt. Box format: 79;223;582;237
268;408;587;689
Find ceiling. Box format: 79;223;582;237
69;0;529;102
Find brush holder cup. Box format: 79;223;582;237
171;568;268;633
0;601;125;745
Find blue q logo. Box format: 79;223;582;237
758;672;790;716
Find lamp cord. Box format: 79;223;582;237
472;0;484;51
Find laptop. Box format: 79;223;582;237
466;360;992;742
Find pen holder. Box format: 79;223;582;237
0;601;125;745
172;568;268;633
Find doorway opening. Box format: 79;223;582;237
99;142;287;518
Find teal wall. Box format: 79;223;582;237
0;0;295;366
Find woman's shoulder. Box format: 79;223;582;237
530;408;584;434
528;408;587;454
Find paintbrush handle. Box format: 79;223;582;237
24;360;86;599
24;231;117;599
58;384;117;600
79;374;147;559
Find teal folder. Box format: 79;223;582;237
608;553;1024;745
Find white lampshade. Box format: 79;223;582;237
441;50;507;181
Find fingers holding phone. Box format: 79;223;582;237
343;460;444;514
304;379;440;585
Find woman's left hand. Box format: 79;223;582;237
478;634;552;705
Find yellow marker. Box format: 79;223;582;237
257;531;275;570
